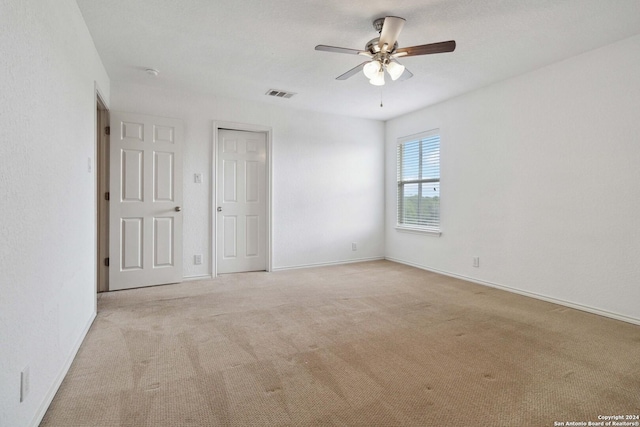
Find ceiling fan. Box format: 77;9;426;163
315;16;456;86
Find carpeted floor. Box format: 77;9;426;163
41;260;640;426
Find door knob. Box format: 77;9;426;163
175;206;182;212
217;207;222;212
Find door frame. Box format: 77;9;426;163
212;121;272;277
95;83;109;296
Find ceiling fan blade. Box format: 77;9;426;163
394;40;456;57
315;45;367;56
336;62;369;80
388;59;413;82
397;67;413;81
379;16;406;50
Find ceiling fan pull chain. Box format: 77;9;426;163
380;87;384;108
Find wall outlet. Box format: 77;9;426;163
473;256;480;268
194;254;202;265
20;366;30;402
352;242;357;251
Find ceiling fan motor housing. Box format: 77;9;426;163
365;38;398;55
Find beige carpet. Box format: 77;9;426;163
41;260;640;426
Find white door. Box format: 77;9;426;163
109;112;183;290
217;129;267;274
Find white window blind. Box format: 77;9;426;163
397;130;440;231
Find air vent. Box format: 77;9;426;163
265;89;296;99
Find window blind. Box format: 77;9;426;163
397;131;440;230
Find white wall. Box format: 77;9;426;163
111;83;385;277
385;34;640;324
0;1;110;426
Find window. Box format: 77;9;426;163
397;130;440;233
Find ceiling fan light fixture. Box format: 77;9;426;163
386;61;405;80
370;70;385;86
363;60;381;79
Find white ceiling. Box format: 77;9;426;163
76;0;640;121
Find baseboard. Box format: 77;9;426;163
182;274;213;282
273;256;385;272
31;310;97;427
385;257;640;327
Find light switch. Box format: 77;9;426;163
194;173;202;184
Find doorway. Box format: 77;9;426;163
96;92;109;293
213;122;272;275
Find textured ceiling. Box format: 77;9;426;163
76;0;640;121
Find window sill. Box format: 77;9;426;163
395;226;442;237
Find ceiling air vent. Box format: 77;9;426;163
265;89;296;99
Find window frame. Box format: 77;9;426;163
396;129;442;236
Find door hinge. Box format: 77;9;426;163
105;192;110;201
105;126;110;135
104;257;109;267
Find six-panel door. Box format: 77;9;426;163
109;112;183;290
216;129;267;274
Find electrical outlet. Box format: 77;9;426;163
20;366;30;402
352;242;357;251
473;257;480;268
194;254;202;265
